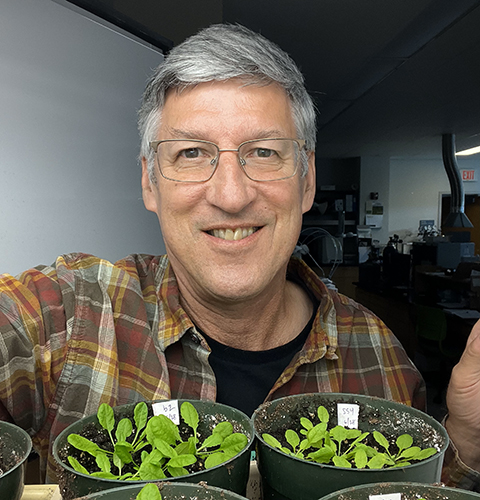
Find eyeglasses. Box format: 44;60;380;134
149;138;306;183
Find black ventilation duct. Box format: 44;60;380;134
442;133;473;228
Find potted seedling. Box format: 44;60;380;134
77;480;249;500
53;399;254;500
0;421;32;500
253;393;449;500
318;481;480;500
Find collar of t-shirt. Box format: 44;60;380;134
197;274;319;416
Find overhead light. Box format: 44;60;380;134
456;145;480;156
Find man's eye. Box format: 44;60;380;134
180;148;201;159
254;148;276;158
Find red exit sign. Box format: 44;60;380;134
461;169;477;181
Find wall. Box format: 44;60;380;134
389;157;480;235
1;0;166;276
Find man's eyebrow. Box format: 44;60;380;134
166;128;202;139
165;128;289;140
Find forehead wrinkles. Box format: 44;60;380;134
159;80;297;143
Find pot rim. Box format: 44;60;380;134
76;480;249;499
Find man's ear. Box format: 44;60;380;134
141;157;158;213
301;151;316;214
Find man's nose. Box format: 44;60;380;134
205;150;256;213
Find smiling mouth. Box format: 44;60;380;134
208;227;259;241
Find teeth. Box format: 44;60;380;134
211;227;256;241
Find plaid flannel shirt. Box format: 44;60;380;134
0;253;478;488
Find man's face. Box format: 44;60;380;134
142;79;315;304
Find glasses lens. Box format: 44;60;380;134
239;139;300;181
155;140;218;182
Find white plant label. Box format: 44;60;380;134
337;403;359;429
369;494;401;500
152;400;180;425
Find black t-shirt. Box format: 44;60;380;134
199;277;319;416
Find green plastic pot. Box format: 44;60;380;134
253;393;449;500
78;480;249;499
0;421;33;500
318;481;480;500
53;399;254;500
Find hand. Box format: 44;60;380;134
446;319;480;470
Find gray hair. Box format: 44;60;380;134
138;23;316;182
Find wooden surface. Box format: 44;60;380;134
21;485;61;500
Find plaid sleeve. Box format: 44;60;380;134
0;264;70;434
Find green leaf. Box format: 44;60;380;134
146;414;180;446
263;433;282;449
134;402;148;432
317;405;330;423
97;403;115;432
199;433;223;450
212;421;233;438
393;460;412;467
367;453;387;469
136;483;162;500
118;472;135;480
205;452;229;469
285;429;300;450
329;425;347;444
114;441;134;464
67;434;103;457
141;449;164;466
333;455;352;468
415;447;437;460
167;466;189;477
67;456;90;475
115;418;133;442
153;439;178;459
354;448;368;469
113;452;124;473
307;424;326;446
95;452;111;473
373;431;390;452
167;454;197;468
300;417;313;431
180;402;199;432
395;433;413;452
345;428;362;440
399;446;422;460
138;462;167;481
221;433;248;456
308;447;335;464
299;439;309;451
174;441;191;455
90;471;119;479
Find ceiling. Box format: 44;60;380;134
68;0;480;160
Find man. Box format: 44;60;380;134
0;24;479;488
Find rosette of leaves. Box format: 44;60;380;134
262;405;437;469
66;401;248;481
